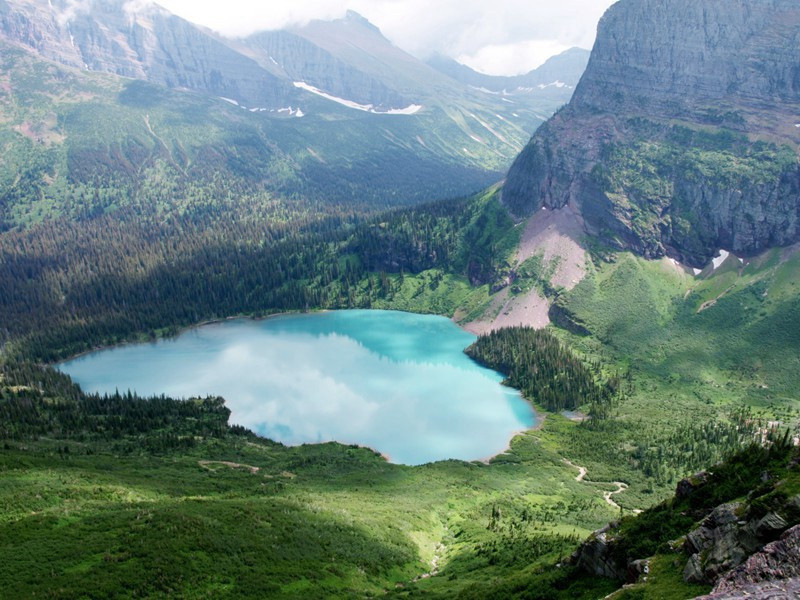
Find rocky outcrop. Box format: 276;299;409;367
572;524;628;581
503;0;800;266
695;526;800;599
683;503;762;584
682;492;800;586
571;472;800;590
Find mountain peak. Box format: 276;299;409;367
342;9;382;34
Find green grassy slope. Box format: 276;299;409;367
0;41;523;229
559;248;800;410
0;366;621;599
2;183;799;598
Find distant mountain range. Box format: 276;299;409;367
0;0;586;226
426;47;590;96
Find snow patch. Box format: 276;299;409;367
501;97;514;104
795;123;800;128
537;80;570;90
385;104;423;115
693;268;703;276
712;250;730;270
269;56;279;66
245;106;304;117
470;86;499;95
277;107;304;117
220;97;240;106
512;113;519;118
293;82;421;115
469;135;485;145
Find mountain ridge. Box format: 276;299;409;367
0;0;589;227
503;0;800;266
426;47;590;95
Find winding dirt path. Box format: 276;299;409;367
413;543;445;582
199;460;260;474
563;459;642;514
564;458;588;482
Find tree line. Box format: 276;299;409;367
465;326;623;416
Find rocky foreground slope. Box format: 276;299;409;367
572;436;800;598
503;0;800;267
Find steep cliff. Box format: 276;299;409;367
0;0;295;108
503;0;800;266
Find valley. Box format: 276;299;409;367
1;0;799;598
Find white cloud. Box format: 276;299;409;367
148;0;617;75
55;0;92;26
458;40;572;77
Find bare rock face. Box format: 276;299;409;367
0;0;295;108
694;526;800;599
683;503;762;584
572;524;628;581
503;0;800;266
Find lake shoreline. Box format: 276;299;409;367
58;309;538;466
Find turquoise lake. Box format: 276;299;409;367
57;310;536;465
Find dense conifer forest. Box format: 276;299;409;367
466;327;622;416
0;192;489;361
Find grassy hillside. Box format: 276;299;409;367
0;40;523;229
0;364;622;599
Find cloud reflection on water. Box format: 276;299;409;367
59;311;535;464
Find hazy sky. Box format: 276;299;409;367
148;0;618;76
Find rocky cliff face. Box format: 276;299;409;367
697;525;800;599
0;0;294;108
503;0;800;265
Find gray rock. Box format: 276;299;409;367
694;526;800;598
677;471;711;500
573;529;627;581
503;0;800;264
628;559;650;584
755;513;789;540
685;553;706;584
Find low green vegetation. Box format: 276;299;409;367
2;153;800;597
0;363;621;599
